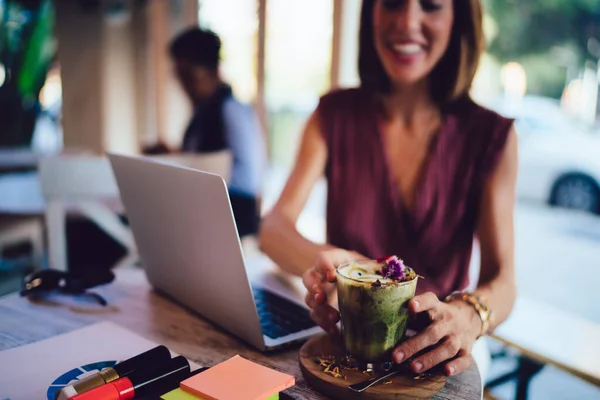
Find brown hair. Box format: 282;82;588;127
358;0;484;105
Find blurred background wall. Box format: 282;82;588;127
2;0;599;163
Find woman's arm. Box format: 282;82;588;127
391;126;519;376
259;112;333;276
471;125;519;329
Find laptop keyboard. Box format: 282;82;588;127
252;288;317;339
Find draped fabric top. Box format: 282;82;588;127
318;88;513;296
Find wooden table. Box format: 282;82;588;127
0;268;482;399
489;297;600;399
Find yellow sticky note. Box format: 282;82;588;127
161;388;202;400
161;388;279;400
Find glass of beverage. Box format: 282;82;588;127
336;257;418;369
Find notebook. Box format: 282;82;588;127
0;321;201;400
180;355;295;400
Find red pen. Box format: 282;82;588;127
56;345;171;399
71;356;190;400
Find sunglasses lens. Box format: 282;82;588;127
22;270;65;295
20;269;113;306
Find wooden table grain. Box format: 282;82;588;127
0;268;482;399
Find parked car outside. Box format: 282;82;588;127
485;95;600;215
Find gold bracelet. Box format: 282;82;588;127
444;292;493;338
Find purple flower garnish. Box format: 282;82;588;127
378;255;406;280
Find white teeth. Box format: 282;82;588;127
392;43;422;55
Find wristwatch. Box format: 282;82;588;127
444;292;493;338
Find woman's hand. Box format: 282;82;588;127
302;248;366;334
393;292;482;376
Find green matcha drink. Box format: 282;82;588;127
336;256;418;364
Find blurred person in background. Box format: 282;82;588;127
146;28;265;237
259;0;518;381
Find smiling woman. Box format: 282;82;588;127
260;0;518;382
359;0;484;102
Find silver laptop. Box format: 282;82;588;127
108;153;320;351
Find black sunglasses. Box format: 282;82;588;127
21;269;115;306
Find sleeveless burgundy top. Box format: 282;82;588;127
318;88;513;297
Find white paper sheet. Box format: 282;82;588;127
0;322;201;400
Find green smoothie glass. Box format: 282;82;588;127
336;259;418;368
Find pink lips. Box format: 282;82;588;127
388;48;424;65
384;40;427;65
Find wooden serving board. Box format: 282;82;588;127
299;334;446;400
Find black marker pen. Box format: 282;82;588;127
56;345;171;399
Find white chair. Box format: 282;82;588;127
0;216;44;269
150;151;232;183
38;156;137;272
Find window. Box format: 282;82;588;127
264;0;333;168
476;2;600;399
198;0;258;103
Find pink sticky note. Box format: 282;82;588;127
180;355;295;400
